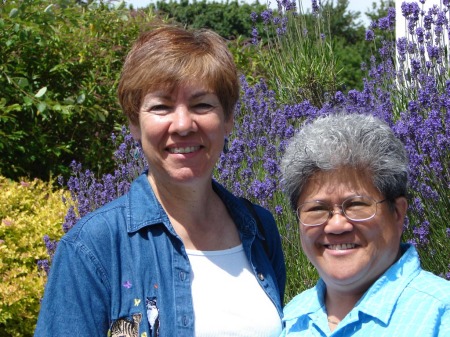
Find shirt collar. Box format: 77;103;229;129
125;172;257;238
353;243;420;325
283;244;419;326
283;279;327;321
126;172;170;233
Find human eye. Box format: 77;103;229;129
301;202;329;213
298;201;328;225
149;104;171;115
191;102;215;114
344;197;372;210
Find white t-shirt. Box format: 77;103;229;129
186;244;282;337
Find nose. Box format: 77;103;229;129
170;106;197;136
330;208;344;217
323;206;353;234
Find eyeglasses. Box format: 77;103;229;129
296;195;387;227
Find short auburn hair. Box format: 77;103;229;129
118;25;240;125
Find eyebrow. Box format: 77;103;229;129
192;91;214;99
148;89;214;100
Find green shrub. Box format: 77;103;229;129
0;0;156;181
152;0;268;39
0;177;68;337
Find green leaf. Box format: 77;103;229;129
44;5;54;13
52;104;62;111
9;8;19;18
63;97;75;105
117;1;126;10
23;96;33;106
37;102;47;113
97;111;106;122
76;93;86;104
17;78;29;89
35;87;47;98
5;104;21;113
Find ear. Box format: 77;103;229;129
393;197;408;235
129;122;141;142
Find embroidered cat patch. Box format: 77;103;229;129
146;297;160;336
109;313;142;337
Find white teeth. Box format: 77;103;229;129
327;243;356;250
168;146;199;154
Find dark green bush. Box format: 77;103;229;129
152;0;267;39
0;0;156;181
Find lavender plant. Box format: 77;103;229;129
39;127;147;273
391;0;449;277
251;0;340;106
61;127;147;231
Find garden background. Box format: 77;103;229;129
0;0;449;336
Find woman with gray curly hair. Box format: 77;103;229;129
280;113;450;336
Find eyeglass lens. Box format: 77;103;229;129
298;196;378;226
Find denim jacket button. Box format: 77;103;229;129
180;271;186;281
257;273;264;281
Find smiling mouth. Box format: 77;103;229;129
167;146;201;154
325;243;357;251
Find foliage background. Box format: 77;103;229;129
0;177;68;337
0;0;374;182
0;0;153;181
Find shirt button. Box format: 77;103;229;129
257;273;264;281
183;315;189;326
180;271;186;281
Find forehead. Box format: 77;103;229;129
299;168;380;202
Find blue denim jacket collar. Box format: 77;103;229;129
126;173;172;233
126;172;257;239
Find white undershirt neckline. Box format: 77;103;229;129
186;244;282;337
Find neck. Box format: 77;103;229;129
325;288;363;322
148;174;215;224
147;174;239;250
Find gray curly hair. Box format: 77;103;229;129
281;113;409;210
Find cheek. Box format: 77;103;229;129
141;119;167;140
299;227;319;247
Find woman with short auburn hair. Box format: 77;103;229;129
35;25;285;337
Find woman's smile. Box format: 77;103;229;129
167;145;202;154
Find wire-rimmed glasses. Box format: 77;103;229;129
296;195;387;227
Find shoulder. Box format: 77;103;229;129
249;202;276;222
406;268;450;306
399;245;450;307
283;283;323;321
242;199;277;233
212;180;276;228
62;173;160;245
62;194;128;245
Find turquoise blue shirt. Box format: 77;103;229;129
281;244;450;337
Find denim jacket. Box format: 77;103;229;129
35;172;286;337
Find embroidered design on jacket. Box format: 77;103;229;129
146;297;160;336
110;313;142;337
